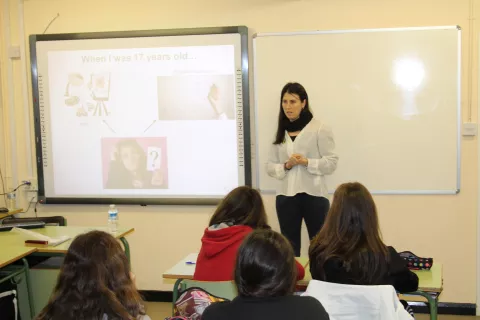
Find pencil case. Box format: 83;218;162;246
399;251;433;270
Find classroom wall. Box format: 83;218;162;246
0;0;477;303
0;7;8;208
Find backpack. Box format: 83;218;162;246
172;287;229;319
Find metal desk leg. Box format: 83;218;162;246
412;291;438;320
120;237;130;264
22;258;35;319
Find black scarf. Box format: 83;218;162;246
284;110;313;132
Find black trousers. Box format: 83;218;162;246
276;193;330;256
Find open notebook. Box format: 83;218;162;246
11;227;71;247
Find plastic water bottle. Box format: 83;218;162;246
108;204;118;233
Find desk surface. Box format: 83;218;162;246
0;246;36;269
163;254;443;293
0;209;24;219
297;257;443;292
0;226;135;253
163;253;309;281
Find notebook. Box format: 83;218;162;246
11;227;71;247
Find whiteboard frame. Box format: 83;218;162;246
30;26;252;205
253;26;462;195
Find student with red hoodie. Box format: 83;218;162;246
194;186;305;281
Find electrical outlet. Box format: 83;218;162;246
8;46;20;59
27;178;38;191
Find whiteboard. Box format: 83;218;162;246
253;26;461;195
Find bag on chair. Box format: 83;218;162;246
399;251;433;270
173;287;229;319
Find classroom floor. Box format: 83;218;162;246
144;302;480;320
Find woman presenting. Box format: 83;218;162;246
267;82;338;256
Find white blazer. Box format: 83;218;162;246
303;280;414;320
266;119;338;197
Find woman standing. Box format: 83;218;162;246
267;82;338;256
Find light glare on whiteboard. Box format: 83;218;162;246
393;58;425;91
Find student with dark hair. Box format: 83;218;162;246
36;231;150;320
202;229;329;320
309;182;418;315
194;186;305;281
267;82;338;256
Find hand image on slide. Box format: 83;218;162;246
208;84;228;120
64;73;84;107
102;137;169;189
157;74;235;120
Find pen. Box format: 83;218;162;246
186;261;196;265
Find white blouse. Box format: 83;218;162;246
266;119;338;197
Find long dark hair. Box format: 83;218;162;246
309;182;389;284
274;82;313;144
116;139;147;173
235;229;297;298
209;186;269;229
36;231;145;320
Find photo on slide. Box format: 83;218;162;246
101;137;169;189
157;74;235;120
64;72;111;117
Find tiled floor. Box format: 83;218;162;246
144;301;480;320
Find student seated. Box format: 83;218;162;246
36;231;150;320
194;186;305;281
202;229;329;320
308;182;418;316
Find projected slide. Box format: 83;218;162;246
31;29;248;203
157;75;235;120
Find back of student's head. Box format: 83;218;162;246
309;182;388;283
209;186;269;229
36;230;144;320
235;229;297;298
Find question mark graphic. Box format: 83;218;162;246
150;151;159;168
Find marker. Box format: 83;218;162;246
186;261;196;265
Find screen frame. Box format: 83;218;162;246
29;26;251;205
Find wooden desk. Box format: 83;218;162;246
0;246;36;269
162;253;309;281
0;226;135;261
296;257;443;293
412;264;443;293
0;208;24;219
163;253;442;320
163;253;198;280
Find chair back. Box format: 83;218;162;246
303;280;413;320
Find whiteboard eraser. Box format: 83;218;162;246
462;122;477;136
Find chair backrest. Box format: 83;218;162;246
303;280;413;320
1;216;66;226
